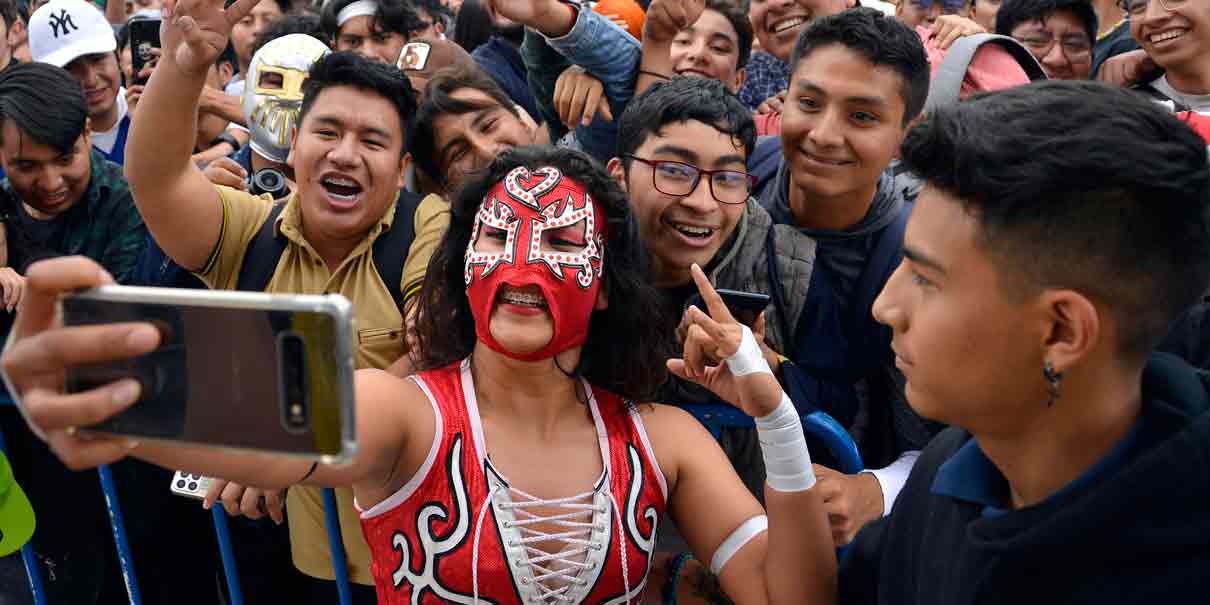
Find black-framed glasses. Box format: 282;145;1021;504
1117;0;1187;16
624;155;756;206
1012;31;1092;60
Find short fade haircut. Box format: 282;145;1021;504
0;62;87;154
320;0;425;39
995;0;1097;44
900;80;1210;360
408;64;518;183
705;0;754;70
251;14;327;57
298;51;418;157
790;7;930;126
616;76;756;163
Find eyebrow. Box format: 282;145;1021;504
903;245;947;275
795;81;889;109
312;116;392;141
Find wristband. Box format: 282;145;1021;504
756;394;816;492
724;324;771;377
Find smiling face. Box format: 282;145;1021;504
749;0;849;62
872;185;1046;433
611;120;748;288
971;0;1003;31
63;53;121;129
430;88;538;190
287;85;407;247
1010;12;1093;80
0;120;91;218
671;8;746;92
1130;0;1210;77
896;0;970;29
780;44;907;206
231;1;284;68
336;15;409;64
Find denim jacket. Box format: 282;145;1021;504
520;6;641;162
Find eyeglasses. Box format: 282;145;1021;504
908;0;968;13
624;155;756;206
1012;31;1093;61
1117;0;1187;16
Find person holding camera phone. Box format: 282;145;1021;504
3;145;840;605
121;0;449;599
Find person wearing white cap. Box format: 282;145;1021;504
28;0;129;165
320;0;422;65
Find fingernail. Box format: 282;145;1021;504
127;324;159;350
112;379;141;405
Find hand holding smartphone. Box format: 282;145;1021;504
61;286;357;464
685;288;771;327
128;18;161;85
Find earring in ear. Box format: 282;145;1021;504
1043;360;1065;407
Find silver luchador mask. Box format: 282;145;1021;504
242;34;330;163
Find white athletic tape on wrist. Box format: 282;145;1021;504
724;325;771;377
756;394;816;492
710;515;768;575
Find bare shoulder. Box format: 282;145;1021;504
354;369;435;443
632;402;723;488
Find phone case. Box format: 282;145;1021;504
170;471;214;500
63;286;357;465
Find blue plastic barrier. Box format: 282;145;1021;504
683;402;864;474
0;395;354;605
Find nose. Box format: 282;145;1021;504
871;262;907;330
468;133;507;171
806;107;845;150
1039;42;1069;72
326;133;360;167
37;166;66;194
678;174;718;214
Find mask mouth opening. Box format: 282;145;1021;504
496;283;549;310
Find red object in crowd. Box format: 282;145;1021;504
1177;112;1210;144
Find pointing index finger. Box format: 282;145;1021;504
689;264;735;323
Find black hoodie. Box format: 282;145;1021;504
841;353;1210;604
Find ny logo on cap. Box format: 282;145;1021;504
48;9;79;38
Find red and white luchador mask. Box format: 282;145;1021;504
464;166;607;361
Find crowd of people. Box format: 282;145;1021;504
0;0;1206;603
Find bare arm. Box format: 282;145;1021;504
125;0;262;271
199;87;247;125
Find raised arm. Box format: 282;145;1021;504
665;264;838;605
636;0;704;96
124;0;261;271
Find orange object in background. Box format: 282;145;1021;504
593;0;646;41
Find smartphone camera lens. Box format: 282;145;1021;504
277;332;310;433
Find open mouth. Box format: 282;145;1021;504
497;285;548;310
1149;28;1188;44
769;16;808;35
677;68;714;79
320;174;364;202
664;218;716;242
41;189;70;206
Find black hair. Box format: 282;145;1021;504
705;0;754;70
994;0;1097;44
409;64;519;183
0;0;17;30
216;43;238;69
616;77;756;163
415;145;674;402
298;52;418;157
0;63;87;154
251;14;327;57
267;0;293;14
409;0;453;29
452;0;494;54
320;0;425;39
900;80;1210;360
790;7;930;126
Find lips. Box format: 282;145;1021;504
318;172;364;209
84;88;109;104
802;151;853;167
496;284;548;316
769;15;808;34
1148;28;1188;45
663;217;718;248
40;189;70;207
676;68;715;79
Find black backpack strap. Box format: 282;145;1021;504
235;202;289;292
371;190;423;307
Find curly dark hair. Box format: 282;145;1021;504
415;146;673;402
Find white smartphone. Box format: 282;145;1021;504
170;471;214;500
61;286;357;465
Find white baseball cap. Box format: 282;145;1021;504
29;0;118;68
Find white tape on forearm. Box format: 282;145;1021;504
724;325;771;377
756;394;816;492
710;515;768;575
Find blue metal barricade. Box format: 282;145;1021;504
684;402;864;474
0;395;355;604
